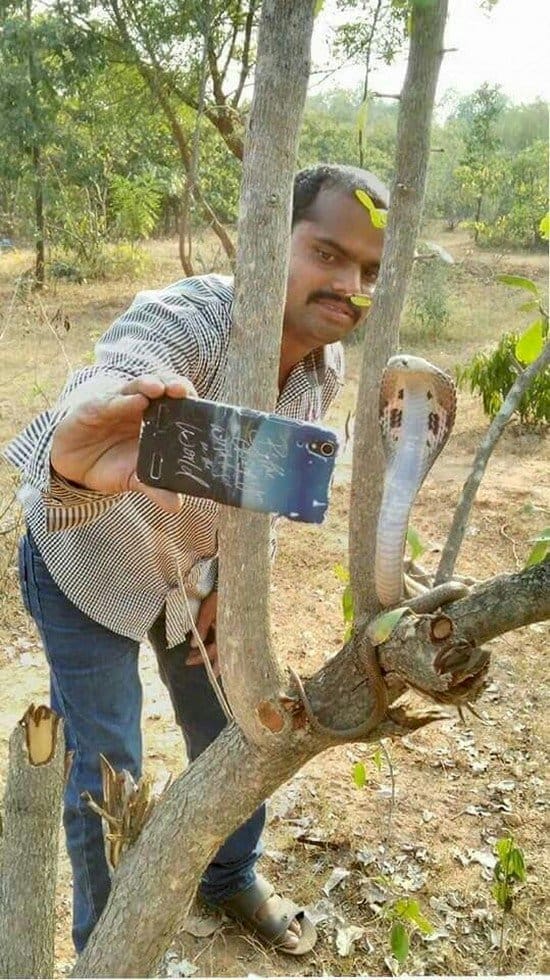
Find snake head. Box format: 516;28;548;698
379;354;457;462
375;354;457;608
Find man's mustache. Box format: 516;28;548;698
307;290;360;323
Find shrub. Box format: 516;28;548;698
401;259;451;342
456;331;549;426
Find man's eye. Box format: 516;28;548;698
362;270;378;286
316;248;334;263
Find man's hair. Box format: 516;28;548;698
292;163;390;227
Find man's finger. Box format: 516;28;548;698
121;375;197;400
129;474;182;513
185;642;218;672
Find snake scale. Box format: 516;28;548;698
290;354;463;738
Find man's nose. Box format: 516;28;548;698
331;263;361;296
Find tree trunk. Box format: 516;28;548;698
349;0;449;620
217;0;316;739
0;706;65;979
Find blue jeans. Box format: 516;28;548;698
18;532;265;953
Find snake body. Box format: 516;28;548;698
375;355;457;607
290;354;460;739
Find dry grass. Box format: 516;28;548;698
0;233;548;977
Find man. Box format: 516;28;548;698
4;163;388;955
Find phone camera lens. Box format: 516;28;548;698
319;442;335;457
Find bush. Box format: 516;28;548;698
401;259;451;342
456;332;549;426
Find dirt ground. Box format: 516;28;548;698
0;232;548;977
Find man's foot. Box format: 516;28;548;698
212;874;317;955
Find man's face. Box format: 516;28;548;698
284;186;385;348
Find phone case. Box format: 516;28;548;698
137;396;339;524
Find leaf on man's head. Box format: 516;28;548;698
354;188;388;228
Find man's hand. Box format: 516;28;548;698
186;591;218;674
50;374;196;513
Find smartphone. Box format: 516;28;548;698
137;396;339;524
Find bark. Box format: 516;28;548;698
349;0;449;620
217;0;316;740
71;559;549;977
435;340;550;584
0;706;65;979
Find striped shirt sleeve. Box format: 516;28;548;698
3;282;206;498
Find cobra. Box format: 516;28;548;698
375;354;457;608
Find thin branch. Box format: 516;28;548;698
435;340;550;584
231;0;258;108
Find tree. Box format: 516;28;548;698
1;2;549;977
454;82;506;242
331;0;407;165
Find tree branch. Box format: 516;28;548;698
349;0;449;621
435;340;550;584
217;0;316;742
71;559;549;977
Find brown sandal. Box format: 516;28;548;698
214;874;317;955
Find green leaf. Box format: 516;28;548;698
394;898;434;935
508;847;526;882
366;607;407;644
390;921;409;965
349;294;372;308
352;761;367;788
495;837;514;863
333;562;349;584
313;0;325;15
372;747;383;772
491;880;510;910
406;525;426;561
342;584;354;624
497;274;539;296
515;320;544;365
539;212;549;241
517;300;540;314
354;188;388;228
525;540;549;567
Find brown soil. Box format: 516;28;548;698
0;235;548;977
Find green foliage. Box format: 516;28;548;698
386;898;434;968
491;836;526;913
406;525;426;561
425;88;547;250
475;141;549;249
456;332;549;425
525;528;550;568
352;760;367;788
109;174;162;241
332;1;408;68
401;258;450;342
333;562;354;640
366;606;407;644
